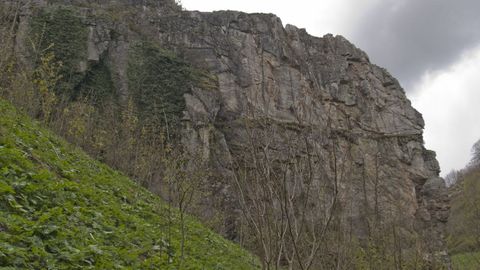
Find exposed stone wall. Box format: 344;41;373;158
16;1;450;265
150;10;450;264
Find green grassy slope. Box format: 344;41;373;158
0;99;259;269
451;252;480;270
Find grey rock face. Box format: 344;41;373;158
23;0;450;265
150;10;450;263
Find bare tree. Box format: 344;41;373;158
471;139;480;165
0;1;23;91
151;138;211;268
218;103;349;269
445;170;460;187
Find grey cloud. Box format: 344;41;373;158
347;0;480;91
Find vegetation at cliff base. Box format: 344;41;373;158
0;99;259;269
451;252;480;270
446;139;480;270
0;1;463;269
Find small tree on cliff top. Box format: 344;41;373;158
471;139;480;165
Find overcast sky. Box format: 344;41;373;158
181;0;480;175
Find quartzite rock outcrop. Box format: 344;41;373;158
155;9;449;263
14;0;450;266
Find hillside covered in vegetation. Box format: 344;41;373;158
446;148;480;270
0;0;453;268
0;99;259;269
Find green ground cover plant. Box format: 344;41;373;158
0;99;259;269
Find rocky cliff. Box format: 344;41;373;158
10;0;450;267
161;10;450;265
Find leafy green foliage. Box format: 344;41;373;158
447;167;480;255
30;7;88;95
76;59;117;105
128;41;193;126
0;99;259;269
451;252;480;270
447;161;480;270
